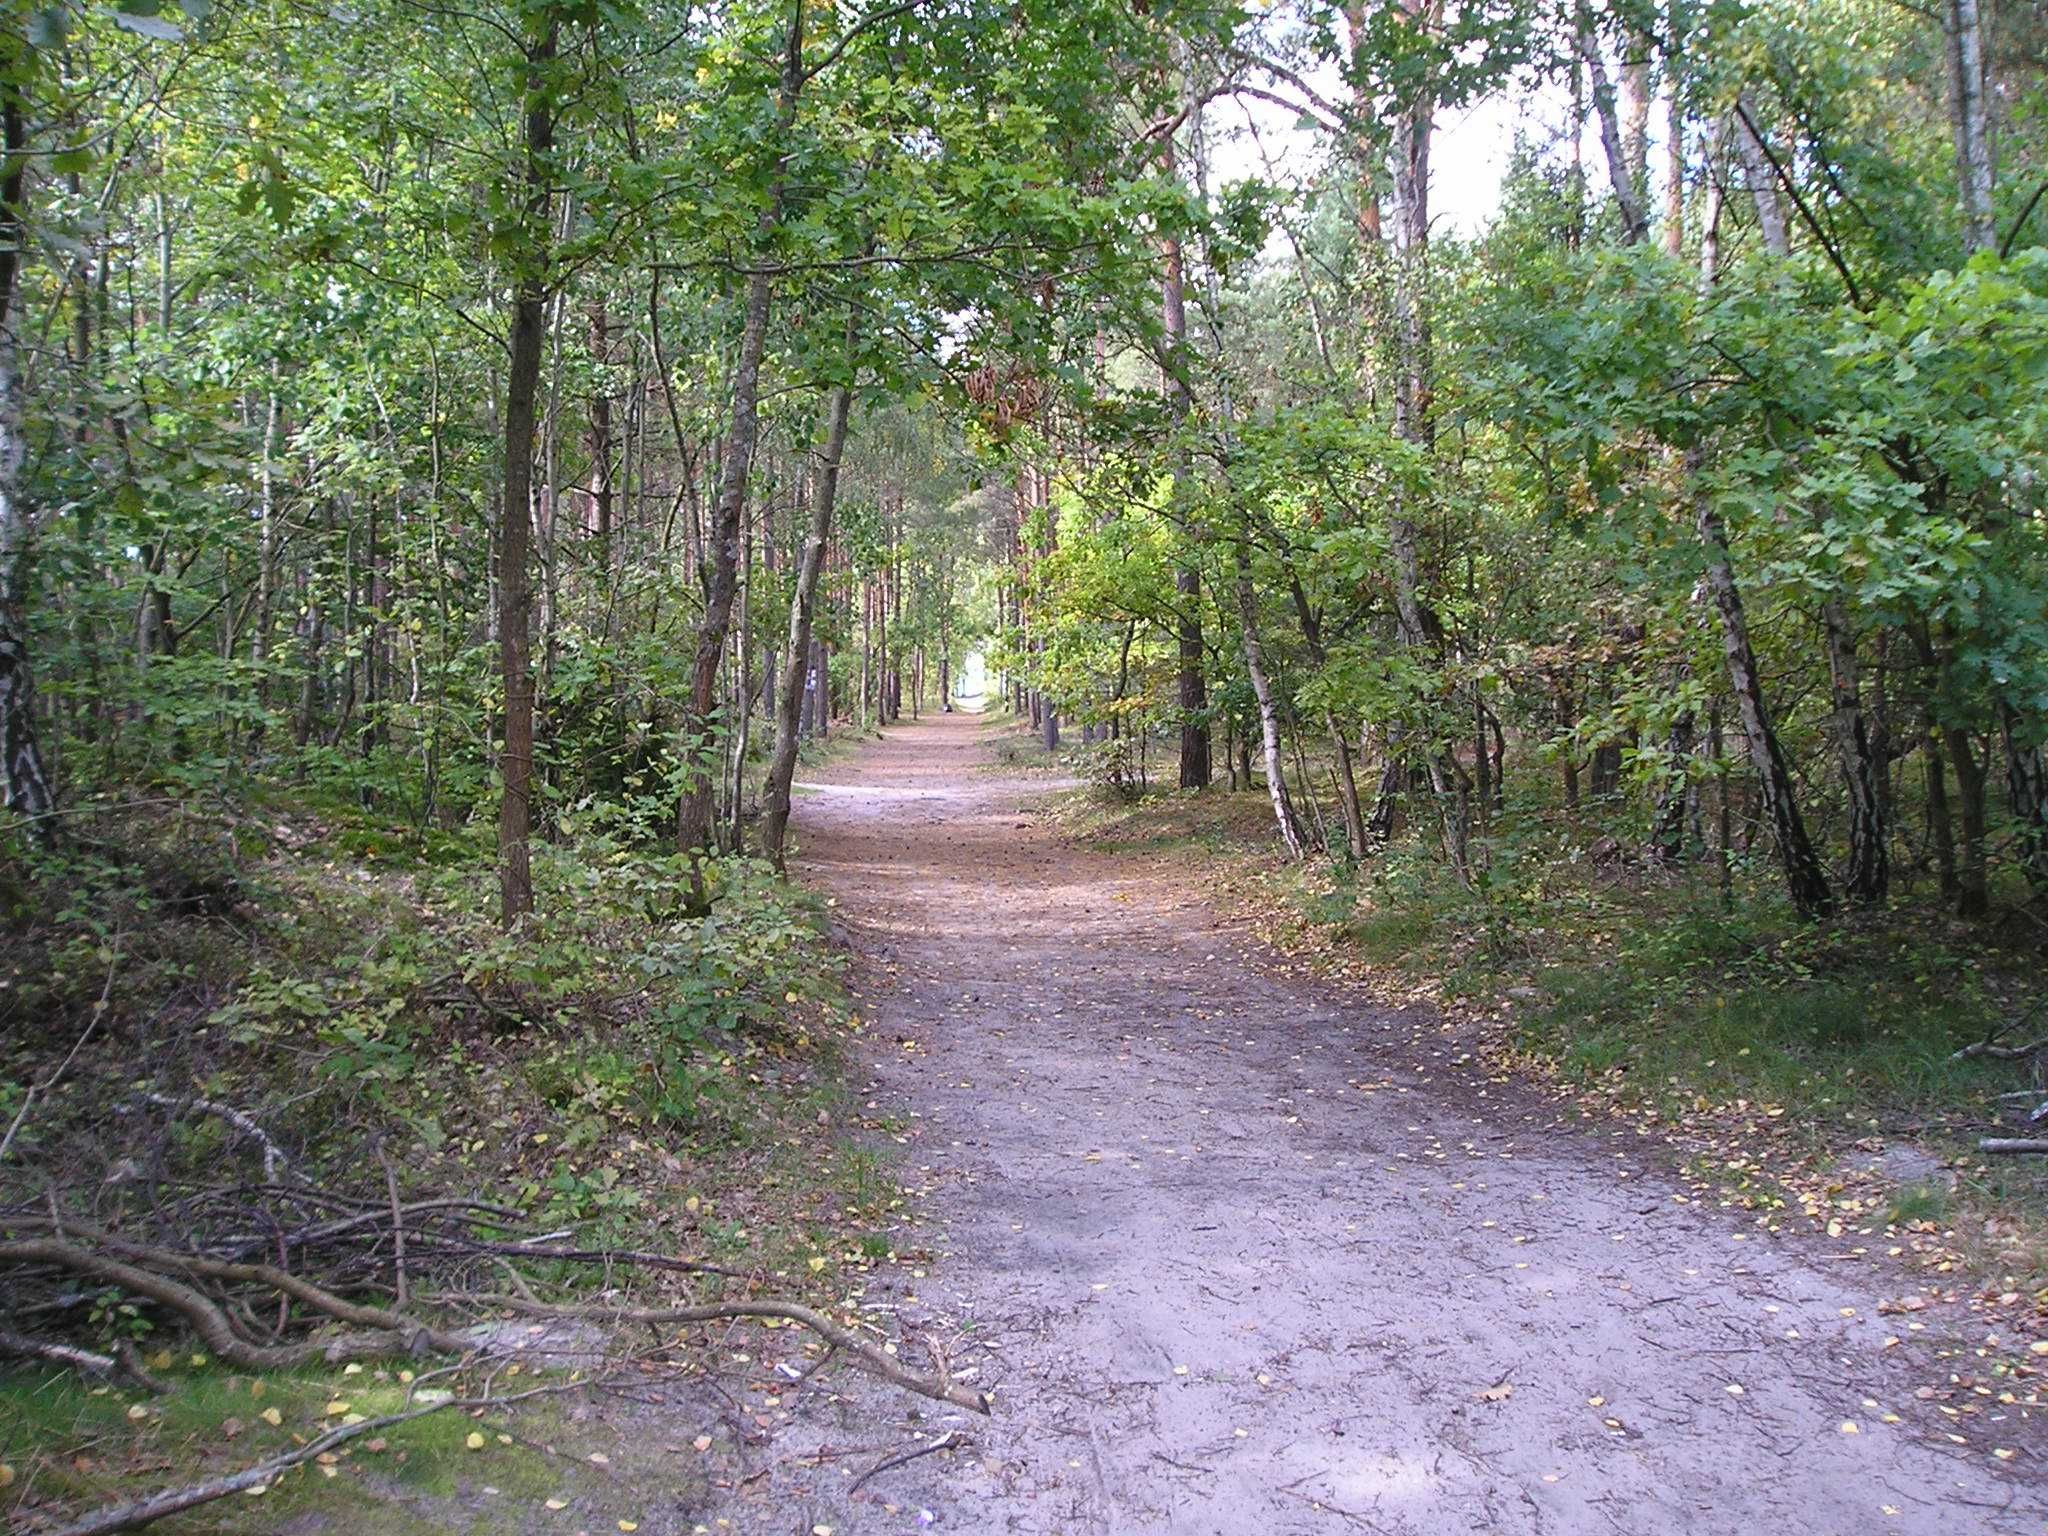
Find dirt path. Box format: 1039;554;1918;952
727;712;2043;1534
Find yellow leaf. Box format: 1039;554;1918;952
260;1407;283;1427
619;1523;639;1533
465;1432;486;1451
325;1400;351;1416
545;1498;568;1510
1840;1421;1860;1435
126;1404;149;1421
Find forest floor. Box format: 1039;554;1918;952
684;707;2048;1536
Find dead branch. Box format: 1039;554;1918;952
4;1328;111;1385
449;1292;992;1415
0;1239;470;1368
1978;1139;2048;1155
848;1428;969;1493
1952;1037;2048;1062
127;1094;294;1180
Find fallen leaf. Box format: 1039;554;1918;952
465;1432;486;1451
1476;1382;1513;1403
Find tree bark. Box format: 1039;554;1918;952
1943;0;1996;253
1694;471;1832;918
760;374;853;869
1577;3;1651;244
1160;128;1209;790
0;87;57;829
679;11;800;858
496;20;557;924
1235;538;1305;859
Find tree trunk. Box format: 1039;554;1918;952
1577;3;1650;244
760;375;853;869
1235;541;1304;859
1823;599;1888;902
678;12;801;858
1943;0;1996;253
1694;473;1832;918
1160;130;1209;790
1949;725;1990;916
0;90;56;828
496;21;556;924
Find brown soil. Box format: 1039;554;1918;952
690;711;2046;1534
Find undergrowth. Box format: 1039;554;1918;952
0;779;905;1531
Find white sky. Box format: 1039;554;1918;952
1200;20;1591;245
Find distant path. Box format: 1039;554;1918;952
744;711;2039;1534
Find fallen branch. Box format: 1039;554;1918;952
1952;1038;2048;1062
848;1428;969;1493
128;1094;294;1181
0;1239;470;1368
0;1327;166;1393
451;1293;991;1415
1978;1139;2048;1155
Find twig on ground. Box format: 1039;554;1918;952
128;1095;294;1181
1978;1138;2048;1155
448;1292;992;1414
0;1327;166;1393
848;1428;969;1493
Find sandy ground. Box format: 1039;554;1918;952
681;711;2046;1535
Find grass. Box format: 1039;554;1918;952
0;1358;700;1535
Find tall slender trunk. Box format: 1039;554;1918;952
1236;538;1304;860
1732;98;1789;255
1160;126;1209;790
761;374;854;868
1577;3;1650;243
1690;140;1831;918
1944;0;2041;896
497;20;556;923
679;10;801;858
1944;0;1995;253
0;88;56;828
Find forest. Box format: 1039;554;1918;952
2;0;2047;1530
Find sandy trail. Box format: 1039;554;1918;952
719;711;2041;1535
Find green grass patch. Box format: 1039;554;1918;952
0;1359;693;1535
